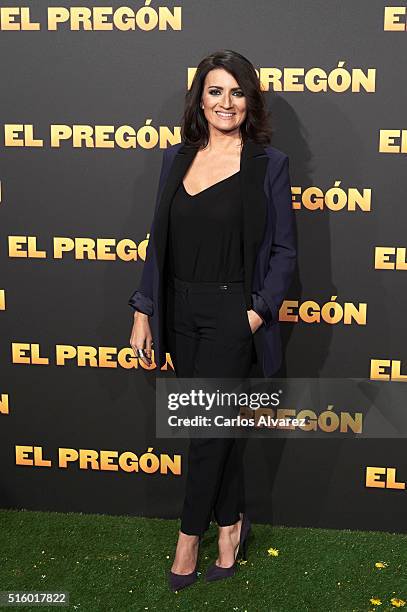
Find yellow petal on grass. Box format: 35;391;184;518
237;559;248;565
375;561;388;569
267;547;279;557
370;598;382;605
390;598;406;608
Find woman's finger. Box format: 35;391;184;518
144;335;153;360
137;340;152;366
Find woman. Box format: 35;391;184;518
129;49;297;590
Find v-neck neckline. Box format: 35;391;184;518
182;170;240;198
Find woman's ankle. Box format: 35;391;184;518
217;516;242;534
171;532;200;574
178;530;200;541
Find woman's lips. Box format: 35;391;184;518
215;111;236;119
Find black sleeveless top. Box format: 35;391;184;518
167;171;244;282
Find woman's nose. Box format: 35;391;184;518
220;94;233;108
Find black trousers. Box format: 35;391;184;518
165;275;255;536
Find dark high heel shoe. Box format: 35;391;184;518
168;535;201;592
205;515;251;582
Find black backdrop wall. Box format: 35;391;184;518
1;1;406;533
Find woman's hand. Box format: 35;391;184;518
247;309;263;334
130;311;153;367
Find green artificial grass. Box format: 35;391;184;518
0;509;406;612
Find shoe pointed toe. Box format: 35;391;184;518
205;561;236;582
168;568;198;592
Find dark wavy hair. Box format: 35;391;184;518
180;49;272;149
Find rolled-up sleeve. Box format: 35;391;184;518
128;149;168;315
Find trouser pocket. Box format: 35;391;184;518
238;291;253;339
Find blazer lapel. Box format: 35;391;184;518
153;143;198;278
152;138;269;310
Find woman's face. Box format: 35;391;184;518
200;68;247;136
